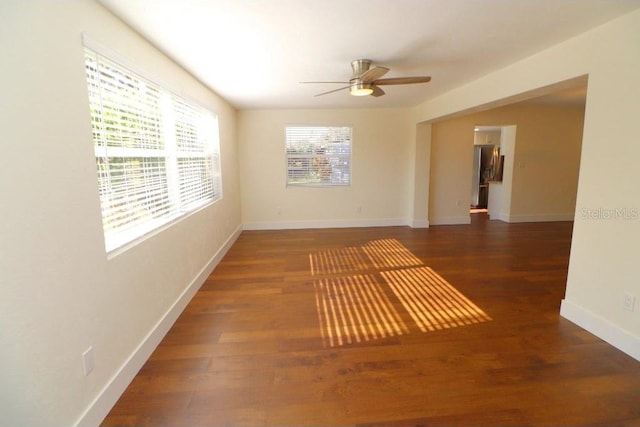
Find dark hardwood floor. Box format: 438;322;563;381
102;215;640;426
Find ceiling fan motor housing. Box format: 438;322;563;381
349;59;374;95
351;59;372;77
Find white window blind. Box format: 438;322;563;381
285;126;352;186
84;47;222;252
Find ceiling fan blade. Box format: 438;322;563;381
359;66;390;82
314;86;350;97
375;76;432;85
371;86;385;97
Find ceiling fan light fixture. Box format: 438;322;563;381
350;81;373;96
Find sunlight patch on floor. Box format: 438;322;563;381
311;239;492;348
314;275;409;348
362;238;423;270
382;266;492;332
309;246;368;276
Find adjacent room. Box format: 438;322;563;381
2;1;640;426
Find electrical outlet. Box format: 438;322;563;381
356;205;362;213
82;346;95;376
623;293;636;312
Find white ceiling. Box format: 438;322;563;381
98;0;640;110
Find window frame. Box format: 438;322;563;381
284;125;352;188
83;36;222;254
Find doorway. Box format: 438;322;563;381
471;126;502;214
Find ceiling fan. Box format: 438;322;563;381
302;59;431;97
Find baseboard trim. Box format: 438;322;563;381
488;212;509;222
410;219;430;228
242;218;407;230
508;213;575;223
429;215;471;225
75;224;243;427
560;299;640;361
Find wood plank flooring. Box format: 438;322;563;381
102;215;640;426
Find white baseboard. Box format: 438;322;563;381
507;213;575;223
560;299;640;361
429;215;471;225
242;218;407;231
489;212;509;222
410;219;429;228
75;224;243;427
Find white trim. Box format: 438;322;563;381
428;215;471;225
106;199;218;259
410;219;430;228
74;225;243;427
560;299;640;362
242;218;407;231
507;213;575;223
488;211;509;222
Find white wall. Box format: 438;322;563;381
0;2;241;426
414;9;640;359
238;108;413;229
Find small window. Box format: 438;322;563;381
285;126;352;187
84;47;222;252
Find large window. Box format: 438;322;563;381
285;126;352;187
84;47;222;252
